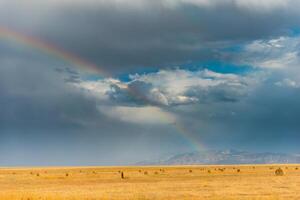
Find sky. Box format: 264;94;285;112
1;0;300;166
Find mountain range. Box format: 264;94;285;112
136;149;300;165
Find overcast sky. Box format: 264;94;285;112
1;0;300;166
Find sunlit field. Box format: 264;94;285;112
0;164;299;200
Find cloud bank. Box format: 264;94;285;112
1;0;300;165
1;0;300;73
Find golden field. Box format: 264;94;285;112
0;164;299;200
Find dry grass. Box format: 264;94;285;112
0;164;299;199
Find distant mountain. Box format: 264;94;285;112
136;150;300;165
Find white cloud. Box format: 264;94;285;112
74;68;258;107
72;78;121;101
235;36;300;89
258;52;299;69
97;106;175;124
239;36;300;69
234;0;288;11
164;0;292;11
275;78;300;88
129;69;256;105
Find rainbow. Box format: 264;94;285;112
172;121;206;152
0;26;106;76
156;110;205;152
0;26;205;152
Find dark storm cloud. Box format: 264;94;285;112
1;0;300;73
0;50;99;130
171;82;300;153
41;2;300;73
0;61;188;165
0;47;189;165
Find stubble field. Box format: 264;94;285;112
0;164;299;200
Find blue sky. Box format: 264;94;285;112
1;0;300;165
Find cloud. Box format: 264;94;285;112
237;36;300;69
76;68;258;107
97;106;175;124
0;47;192;165
1;0;300;74
275;78;300;88
228;35;300;89
0;46;104;130
127;81;170;106
1;0;300;164
167;0;290;10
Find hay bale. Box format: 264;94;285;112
275;168;284;176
